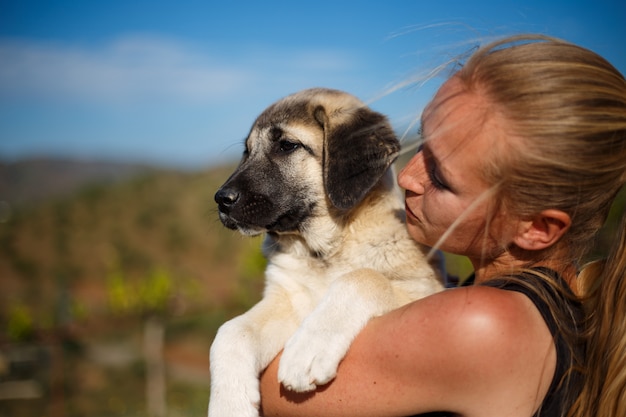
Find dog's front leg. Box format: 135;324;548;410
278;268;396;392
208;294;299;417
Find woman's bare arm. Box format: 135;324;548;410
260;286;556;417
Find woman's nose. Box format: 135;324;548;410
398;153;426;195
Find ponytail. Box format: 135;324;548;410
573;211;626;416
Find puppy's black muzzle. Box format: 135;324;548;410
214;185;246;231
214;187;240;215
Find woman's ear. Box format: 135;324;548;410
513;209;572;251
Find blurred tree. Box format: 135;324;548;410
6;303;34;342
107;265;176;417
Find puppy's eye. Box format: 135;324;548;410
278;139;299;153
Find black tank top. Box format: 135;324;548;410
415;268;584;417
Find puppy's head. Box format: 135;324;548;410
215;88;399;236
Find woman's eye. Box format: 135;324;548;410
428;167;449;190
423;153;449;191
420;144;449;191
278;140;299;153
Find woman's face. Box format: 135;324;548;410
398;77;514;260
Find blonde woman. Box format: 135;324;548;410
260;35;626;417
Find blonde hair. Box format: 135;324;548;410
453;35;626;416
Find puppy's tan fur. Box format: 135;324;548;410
209;88;443;417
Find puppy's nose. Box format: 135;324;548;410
215;188;240;209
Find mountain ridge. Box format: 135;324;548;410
0;156;170;206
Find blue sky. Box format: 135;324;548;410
1;0;624;168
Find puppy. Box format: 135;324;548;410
209;88;443;417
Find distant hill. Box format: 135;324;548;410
0;157;160;206
0;158;263;323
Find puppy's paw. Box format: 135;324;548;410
209;336;261;417
277;325;351;393
208;400;259;417
208;376;260;417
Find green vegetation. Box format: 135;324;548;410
0;164;264;417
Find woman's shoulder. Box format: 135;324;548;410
397;285;553;360
369;286;556;414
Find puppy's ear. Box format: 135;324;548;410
316;104;400;210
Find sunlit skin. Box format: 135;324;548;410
259;77;574;416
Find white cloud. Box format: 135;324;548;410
0;35;255;104
0;35;363;107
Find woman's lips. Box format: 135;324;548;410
404;203;420;223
